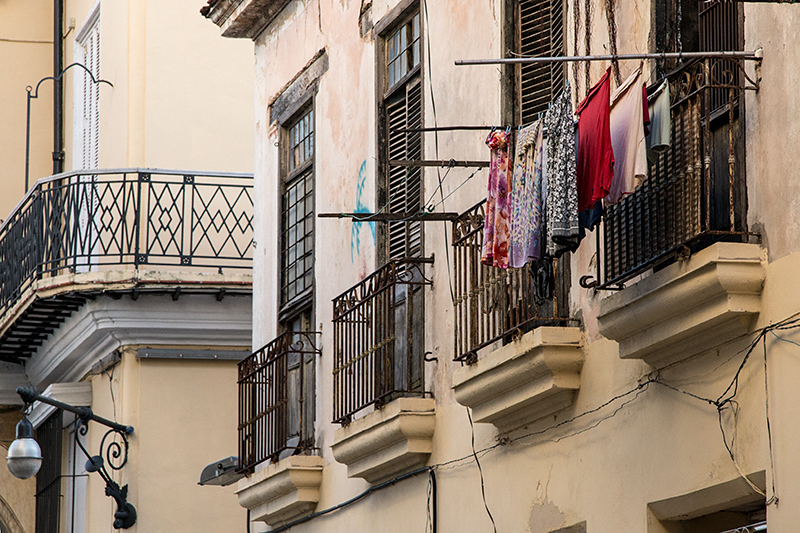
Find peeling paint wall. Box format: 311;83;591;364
245;0;800;531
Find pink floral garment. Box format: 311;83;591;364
509;120;545;268
481;131;511;268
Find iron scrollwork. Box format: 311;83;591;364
75;419;137;529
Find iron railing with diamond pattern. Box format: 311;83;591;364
0;168;253;315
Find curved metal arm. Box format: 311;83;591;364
27;62;114;99
25;62;114;191
16;386;137;529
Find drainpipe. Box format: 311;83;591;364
53;0;64;175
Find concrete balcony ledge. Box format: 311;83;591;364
235;455;324;527
452;327;584;433
598;243;766;368
331;397;435;484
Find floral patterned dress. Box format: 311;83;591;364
509;120;545;268
481;130;511;268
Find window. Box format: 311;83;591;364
280;105;315;318
75;10;101;170
35;411;63;533
380;8;422;263
279;104;316;455
517;0;565;124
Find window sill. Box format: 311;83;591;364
235;455;324;527
452;327;584;433
331;397;435;484
597;243;766;368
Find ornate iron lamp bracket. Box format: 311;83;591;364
16;386;137;529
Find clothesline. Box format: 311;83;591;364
455;50;762;66
391;125;506;133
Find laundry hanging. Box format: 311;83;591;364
576;67;614;213
646;80;671;163
509;120;546;268
607;65;648;204
544;82;581;256
481;130;512;269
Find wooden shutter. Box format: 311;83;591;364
519;0;565;125
386;80;422;261
80;21;100;170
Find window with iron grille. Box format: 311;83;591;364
280;105;315;318
239;102;319;472
380;9;422;263
35;411;63;533
517;0;565;124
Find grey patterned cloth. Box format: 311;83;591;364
544;82;581;256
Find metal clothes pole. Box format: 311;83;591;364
455;50;762;66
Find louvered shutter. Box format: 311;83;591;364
519;0;565;125
386;80;422;261
80;21;100;170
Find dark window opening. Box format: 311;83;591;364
35;411;63;533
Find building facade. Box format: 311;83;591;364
0;1;255;532
202;1;800;532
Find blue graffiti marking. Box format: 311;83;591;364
351;160;375;261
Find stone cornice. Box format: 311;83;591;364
201;0;293;40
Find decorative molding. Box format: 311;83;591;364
235;455;323;527
18;293;251;393
0;363;28;405
452;327;584;433
29;382;92;429
202;0;293;40
598;243;766;368
331;397;435;484
75;0;101;44
270;49;328;126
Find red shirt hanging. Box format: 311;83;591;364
576;67;614;212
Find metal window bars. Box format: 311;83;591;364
238;331;320;473
580;57;760;290
451;199;574;363
332;259;431;425
0;168;253;316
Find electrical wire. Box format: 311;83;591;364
466;406;497;533
422;0;456;306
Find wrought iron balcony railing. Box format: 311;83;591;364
332;260;431;424
0;169;253;316
582;57;759;290
238;331;319;473
451;200;573;363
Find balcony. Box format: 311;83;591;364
331;259;431;425
583;57;760;290
238;331;319;473
0;169;253;362
451;200;574;363
450;201;583;431
331;260;434;482
591;58;766;367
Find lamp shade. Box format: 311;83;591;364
7;417;42;480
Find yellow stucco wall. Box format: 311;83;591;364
83;348;244;532
0;0;54;219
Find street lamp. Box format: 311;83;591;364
7;386;137;529
6;417;42;479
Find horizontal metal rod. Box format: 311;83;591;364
17;386;134;434
390;159;489;168
318;212;459;221
456;50;762;66
392;125;505;133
